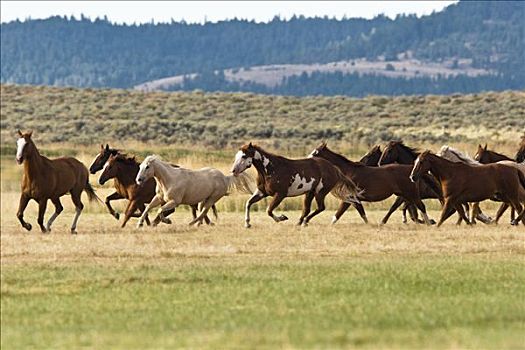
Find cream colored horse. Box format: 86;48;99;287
135;156;253;227
438;145;525;224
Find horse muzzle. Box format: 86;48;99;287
409;174;418;183
16;157;23;165
136;177;144;185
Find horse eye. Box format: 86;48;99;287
146;165;149;169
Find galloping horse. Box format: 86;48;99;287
359;144;424;224
135;156;253;227
90;144;209;225
15;130;98;233
98;154;216;227
473;144;525;223
379;140;490;225
410;151;525;226
310;143;436;225
231;143;362;227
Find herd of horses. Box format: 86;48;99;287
14;130;525;233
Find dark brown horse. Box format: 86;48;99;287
231;143;362;227
16;130;98;233
310;143;436;225
517;134;525;163
410;151;525;226
474;144;524;223
379;140;491;225
359;144;424;224
97;152;216;227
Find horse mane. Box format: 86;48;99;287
250;144;287;160
438;145;479;165
142;155;180;168
516;144;525;163
111;153;138;165
387;140;419;157
321;144;363;167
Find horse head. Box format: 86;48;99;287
410;150;432;183
308;141;328;158
16;130;35;164
98;154;120;185
232;142;257;176
90;144;118;174
136;155;157;185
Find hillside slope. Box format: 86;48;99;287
1;1;523;96
1;84;523;150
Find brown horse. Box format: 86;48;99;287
310;143;437;225
474;144;525;223
379;140;491;225
16;130;98;233
359;144;424;224
231;143;362;227
517;134;525;163
410;151;525;226
97;153;216;227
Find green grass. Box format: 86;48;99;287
2;256;524;349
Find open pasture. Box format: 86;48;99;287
2;145;525;349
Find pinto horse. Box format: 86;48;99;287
310;143;436;225
231;143;362;227
410;151;525;226
15;130;98;233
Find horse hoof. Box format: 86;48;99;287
209;222;215;226
114;212;120;220
23;223;32;231
162;218;172;225
70;229;77;234
245;223;251;229
279;215;288;221
429;220;436;225
302;222;309;227
137;223;144;228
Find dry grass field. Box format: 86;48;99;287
1;146;525;349
1;85;525;349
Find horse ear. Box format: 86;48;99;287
27;130;33;138
17;129;23;137
248;142;253;148
100;144;104;150
105;144;109;151
484;144;487;150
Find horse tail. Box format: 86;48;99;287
84;182;103;204
331;168;362;204
226;172;255;194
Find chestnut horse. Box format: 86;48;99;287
231;143;362;227
359;144;424;224
90;145;210;225
379;140;491;225
410;151;525;226
16;130;99;233
310;143;437;225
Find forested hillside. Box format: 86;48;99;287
1;1;524;96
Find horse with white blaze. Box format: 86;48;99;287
231;143;362;228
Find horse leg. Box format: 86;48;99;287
105;192;124;220
137;195;163;228
17;193;32;231
154;200;178;226
298;192;315;226
244;190;268;228
46;197;63;232
510;202;523;226
380;196;405;225
189;199;216;226
197;202;212;225
37;198;48;233
413;199;432;225
267;193;288;223
494;203;509;224
152;207;174;226
455;204;472;226
303;193;327;224
332;202;351;225
121;200;139;228
353;202;368;224
70;190;84;234
405;203;422;224
437;199;457;227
